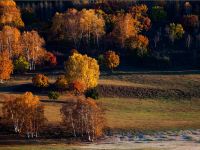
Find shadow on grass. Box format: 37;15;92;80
0;83;52;96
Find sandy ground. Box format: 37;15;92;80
72;141;200;150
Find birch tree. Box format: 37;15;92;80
0;50;13;83
21;31;46;70
2;92;45;138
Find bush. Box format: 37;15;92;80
14;56;29;73
32;74;49;88
104;50;120;71
48;91;60;100
85;88;99;100
69;80;86;95
54;76;68;91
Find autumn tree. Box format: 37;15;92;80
112;13;139;48
51;8;105;48
79;9;105;47
0;50;13;83
166;23;184;43
51;9;81;48
112;5;150;49
61;97;104;141
0;0;24;28
182;15;199;32
21;30;46;70
125;34;149;57
32;74;49;88
130;4;151;31
104;50;120;71
2;92;45;138
65;53;100;89
0;25;21;58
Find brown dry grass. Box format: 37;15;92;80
1;97;199;132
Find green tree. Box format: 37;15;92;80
14;56;29;73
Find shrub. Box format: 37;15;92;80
14;56;29;73
61;97;105;141
104;50;120;71
65;53;100;89
32;74;49;88
54;76;68;91
69;80;86;95
48;91;60;100
85;88;99;100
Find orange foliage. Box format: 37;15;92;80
69;80;86;95
104;50;120;70
130;4;151;30
61;97;105;141
0;25;22;58
0;0;24;28
0;50;13;81
32;74;49;88
2;92;45;138
125;34;149;56
112;13;140;47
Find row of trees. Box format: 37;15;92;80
0;0;57;82
2;92;104;141
51;5;150;57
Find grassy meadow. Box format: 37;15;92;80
1;72;200;132
1;97;200;132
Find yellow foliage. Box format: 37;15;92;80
65;53;100;89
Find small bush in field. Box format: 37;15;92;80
85;88;99;100
104;50;120;71
14;56;29;73
69;80;86;95
48;91;60;100
54;76;68;91
32;74;49;88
